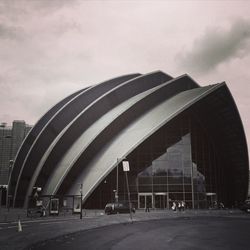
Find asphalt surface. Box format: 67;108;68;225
26;216;250;250
0;209;249;250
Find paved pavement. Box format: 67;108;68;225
0;207;100;223
0;208;249;250
0;207;247;223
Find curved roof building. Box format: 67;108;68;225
9;71;249;209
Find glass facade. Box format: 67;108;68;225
139;134;190;208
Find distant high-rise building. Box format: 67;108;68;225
0;121;32;185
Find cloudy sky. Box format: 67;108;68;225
0;0;250;157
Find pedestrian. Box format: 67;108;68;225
145;201;150;212
219;202;224;209
171;201;177;212
181;201;185;212
178;201;181;212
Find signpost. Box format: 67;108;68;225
122;161;133;223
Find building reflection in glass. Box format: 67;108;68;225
137;134;207;209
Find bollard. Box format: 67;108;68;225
17;219;22;232
17;215;22;232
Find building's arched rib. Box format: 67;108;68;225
13;73;141;207
49;74;198;197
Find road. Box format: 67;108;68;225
0;210;249;249
0;215;102;250
26;216;250;250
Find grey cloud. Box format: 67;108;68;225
20;0;78;16
0;0;74;13
178;19;250;73
0;24;23;40
0;0;80;40
0;0;77;30
31;0;75;9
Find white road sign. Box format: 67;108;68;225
122;161;130;172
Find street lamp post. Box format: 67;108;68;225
115;158;119;203
80;183;83;219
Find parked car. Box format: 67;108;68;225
27;205;46;217
240;200;250;213
104;202;136;215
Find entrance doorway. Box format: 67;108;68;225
138;193;153;209
154;193;169;209
138;193;169;209
206;192;217;209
